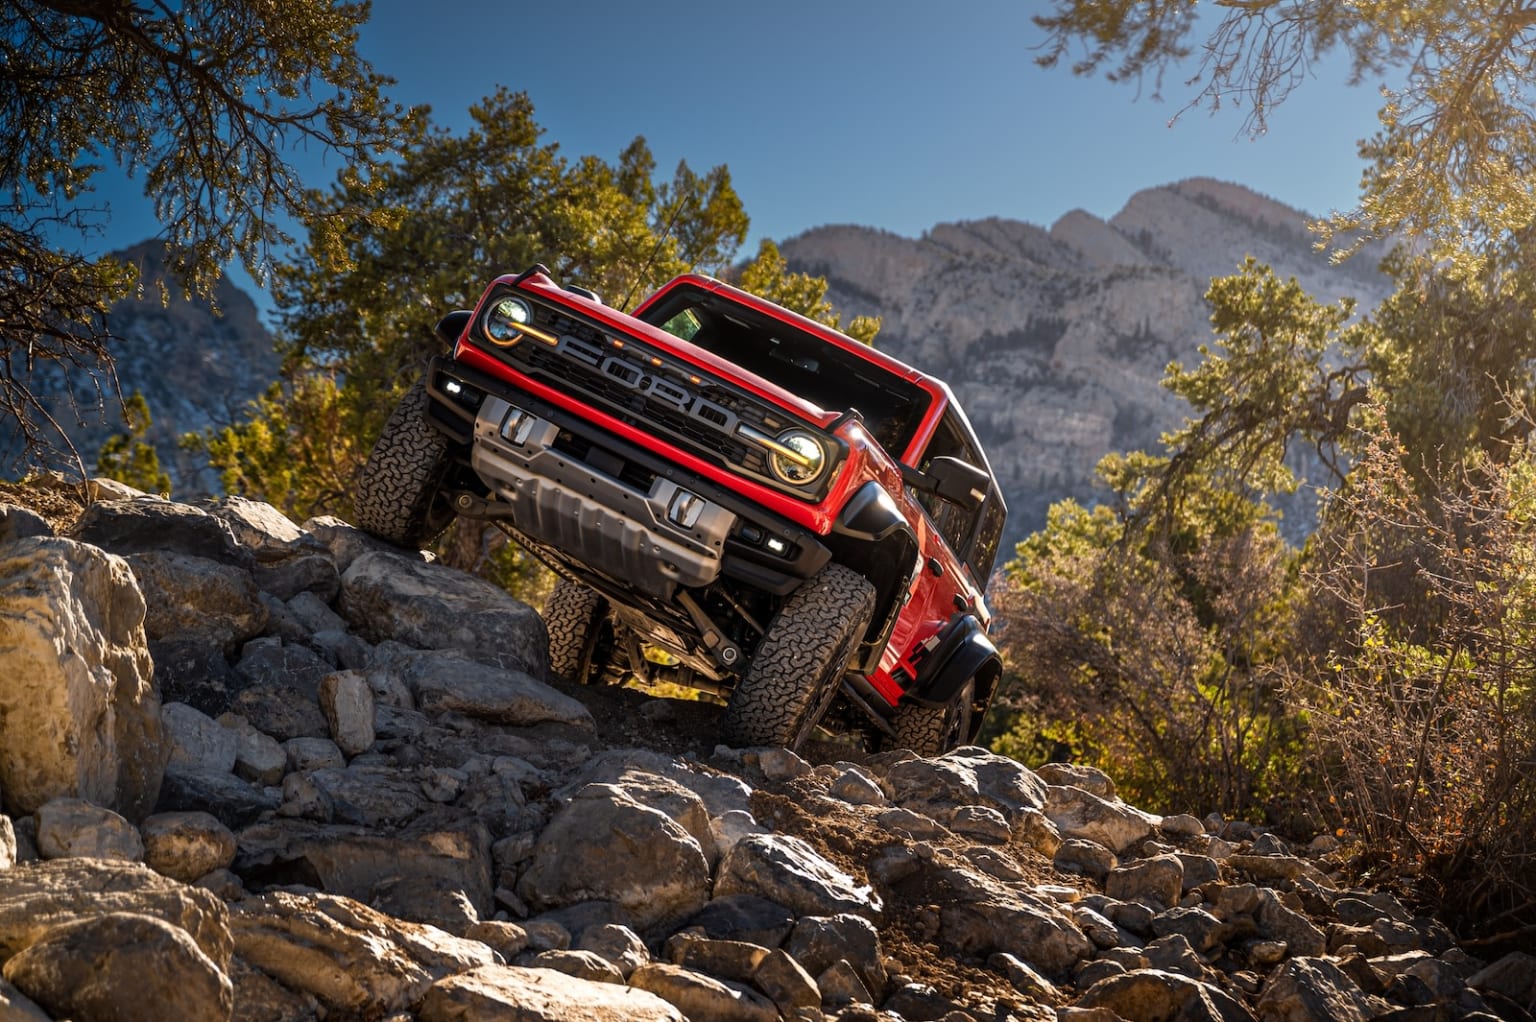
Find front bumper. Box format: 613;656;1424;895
422;356;831;600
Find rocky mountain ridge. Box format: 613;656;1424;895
1;482;1532;1022
781;177;1396;543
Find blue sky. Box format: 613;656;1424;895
88;0;1388;298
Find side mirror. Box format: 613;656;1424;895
900;457;989;513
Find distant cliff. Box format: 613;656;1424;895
3;241;279;494
780;178;1394;547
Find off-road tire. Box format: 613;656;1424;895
889;677;975;757
720;563;876;751
544;578;614;685
355;375;457;549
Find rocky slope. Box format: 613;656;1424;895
1;483;1531;1021
781;178;1397;545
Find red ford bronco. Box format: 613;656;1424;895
355;266;1007;755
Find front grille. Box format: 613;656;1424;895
482;293;823;497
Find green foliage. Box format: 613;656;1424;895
1033;0;1536;266
2;0;406;466
96;392;170;495
734;240;881;344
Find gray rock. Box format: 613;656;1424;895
234;816;494;917
818;958;874;1008
949;804;1011;843
140;811;237;883
231;889;498;1017
463;919;529;960
1045;784;1161;854
1256;956;1390;1021
34;797;144;861
319;670;376;756
1153;906;1229;953
162;701;239;774
518;783;710;932
420;964;686;1021
308;628;373;669
0;537;167;820
715;833;882;923
1;911;233;1022
0;503;51;544
528;948;625;984
631;962;778;1022
126;549;268;649
287;590;348;634
574;922;650;978
231;681;330;742
1035;761;1116;798
69;498;247;565
920;860;1093;978
684;895;797;947
1105;853;1185;910
400;650;593;729
284;735;347;772
221;716;287;786
787;913;886;999
1467;952;1536;1009
279;765;427;828
155;766;280;830
1055;838;1119;881
254;550;340;602
1077;968;1255;1021
235;640;335;696
147;638;241;719
828;765;887;806
370;874;480;937
339;548;548;677
0;858;231;969
1256;888;1327;957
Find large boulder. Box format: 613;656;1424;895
398;650;592;729
231;890;498;1017
0;858;231;970
518;784;711;932
420;965;686;1021
69;498;248;566
1;911;234;1022
714;833;883;923
124;550;268;650
0;537;167;819
339;549;548;677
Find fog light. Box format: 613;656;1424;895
444;379;463;396
668;489;703;528
766;536;788;556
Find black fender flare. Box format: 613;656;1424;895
833;480;910;543
906;613;1002;710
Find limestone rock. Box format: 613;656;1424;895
140;811;237;883
420;964;685;1021
319;669;376;756
1;911;233;1022
35;797;144;861
1077;968;1255;1021
230;890;498;1017
1045;784;1161;855
162;701;239;774
339;549;548;677
399;650;592;729
1255;956;1390;1021
517;783;710;931
0;858;231;970
715;833;882;923
631;962;778;1022
125;549;268;649
0;537;166;819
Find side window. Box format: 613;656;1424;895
914;410;983;558
968;494;1005;582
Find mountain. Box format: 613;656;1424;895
3;241;280;494
779;178;1396;548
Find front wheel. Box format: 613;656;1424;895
888;678;975;757
720;564;876;751
543;578;616;685
354;375;458;548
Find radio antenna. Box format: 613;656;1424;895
622;189;695;311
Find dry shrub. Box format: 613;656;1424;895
1290;417;1536;945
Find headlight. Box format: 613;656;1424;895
484;297;532;345
768;429;827;485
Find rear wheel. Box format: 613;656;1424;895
889;678;975;757
355;375;458;548
720;564;876;751
543;578;616;685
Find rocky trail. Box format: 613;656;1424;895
0;478;1532;1022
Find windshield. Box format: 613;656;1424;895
639;286;931;459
